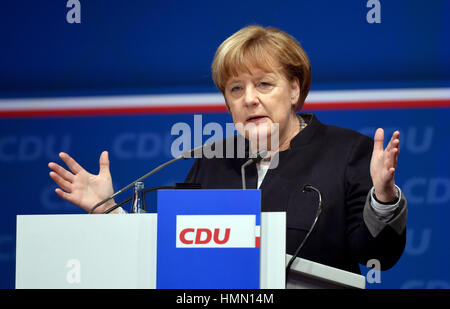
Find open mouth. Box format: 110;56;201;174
246;115;267;123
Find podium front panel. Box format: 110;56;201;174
16;214;157;289
156;189;261;289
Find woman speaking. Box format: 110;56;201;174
48;25;407;274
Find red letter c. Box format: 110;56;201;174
180;228;195;244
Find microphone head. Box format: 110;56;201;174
302;184;313;192
253;149;268;163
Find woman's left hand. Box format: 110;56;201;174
370;128;400;203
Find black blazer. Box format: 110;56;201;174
185;114;406;274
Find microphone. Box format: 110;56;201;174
241;150;268;189
88;143;214;214
285;184;323;281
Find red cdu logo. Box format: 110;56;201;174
179;228;231;245
176;215;259;248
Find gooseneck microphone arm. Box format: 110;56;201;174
285;184;323;281
88;144;207;214
241;160;254;190
241;150;268;189
89;156;185;214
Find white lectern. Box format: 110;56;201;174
16;212;364;289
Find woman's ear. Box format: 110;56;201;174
290;77;301;106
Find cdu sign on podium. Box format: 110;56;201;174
156;189;261;288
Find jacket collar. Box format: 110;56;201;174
288;113;322;149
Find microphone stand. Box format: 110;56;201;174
285;184;323;282
241;150;268;189
88;144;207;214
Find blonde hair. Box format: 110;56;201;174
212;25;311;110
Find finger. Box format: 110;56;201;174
386;131;400;152
385;147;399;174
373;128;384;153
49;171;72;193
386;139;400;155
388;167;396;177
391;146;399;169
393;138;400;151
55;188;74;203
98;151;110;176
389;134;400;162
394;130;400;139
59;152;85;174
48;162;74;183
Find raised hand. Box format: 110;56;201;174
48;151;115;214
370;128;400;203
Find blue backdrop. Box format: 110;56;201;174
1;0;449;289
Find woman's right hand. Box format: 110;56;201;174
48;151;115;214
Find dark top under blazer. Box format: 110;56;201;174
185;114;406;274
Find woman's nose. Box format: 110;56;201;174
244;85;259;106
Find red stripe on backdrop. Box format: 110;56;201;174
0;99;450;118
0;104;228;118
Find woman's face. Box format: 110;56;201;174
224;67;300;151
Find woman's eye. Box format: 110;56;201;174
258;82;272;88
231;86;242;92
